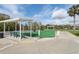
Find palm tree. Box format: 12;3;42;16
75;5;79;16
67;5;77;30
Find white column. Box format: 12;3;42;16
38;22;40;37
38;30;40;37
19;21;22;39
15;22;17;31
14;22;17;38
4;22;5;38
29;21;32;37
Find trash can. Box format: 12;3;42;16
0;32;4;38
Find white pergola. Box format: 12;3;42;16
0;18;33;39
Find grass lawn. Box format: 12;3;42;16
68;30;79;36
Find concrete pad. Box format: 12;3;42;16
0;31;79;54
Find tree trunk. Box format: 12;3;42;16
73;15;76;30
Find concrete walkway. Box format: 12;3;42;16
0;31;79;54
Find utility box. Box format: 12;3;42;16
0;32;4;38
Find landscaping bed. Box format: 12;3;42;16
68;30;79;36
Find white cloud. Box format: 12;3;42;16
33;5;79;25
51;7;73;25
0;9;11;15
39;5;52;16
32;5;52;25
52;8;68;19
33;6;74;25
33;6;72;25
0;4;25;18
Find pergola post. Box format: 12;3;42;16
38;22;41;37
14;22;17;38
4;22;5;38
29;21;32;37
19;21;22;39
15;22;17;32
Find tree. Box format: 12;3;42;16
75;5;79;15
32;22;39;32
0;13;10;31
0;13;15;31
6;22;15;31
67;5;77;30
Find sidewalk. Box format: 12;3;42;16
0;31;79;54
0;38;18;51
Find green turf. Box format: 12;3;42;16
40;29;55;38
11;29;56;38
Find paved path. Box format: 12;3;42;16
0;31;79;54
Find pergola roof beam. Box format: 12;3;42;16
0;18;32;23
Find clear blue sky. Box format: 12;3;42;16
0;4;73;25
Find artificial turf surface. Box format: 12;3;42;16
11;29;56;38
40;29;55;38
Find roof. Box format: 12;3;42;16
0;18;32;23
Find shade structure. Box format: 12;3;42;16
0;18;33;40
0;18;32;23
